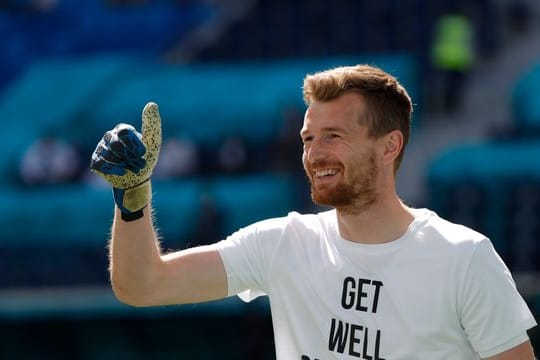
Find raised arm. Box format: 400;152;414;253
109;207;228;306
91;102;228;306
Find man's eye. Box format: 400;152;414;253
302;136;313;143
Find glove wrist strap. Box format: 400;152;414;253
113;180;152;219
121;209;145;222
122;180;151;211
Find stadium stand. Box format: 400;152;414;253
427;140;540;271
511;61;540;136
0;53;418;279
0;0;215;89
1;0;539;358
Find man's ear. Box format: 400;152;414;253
381;130;404;165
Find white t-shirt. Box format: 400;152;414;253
216;209;537;359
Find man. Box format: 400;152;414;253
91;65;537;359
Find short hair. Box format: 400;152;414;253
302;64;413;172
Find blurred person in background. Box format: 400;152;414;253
505;0;532;35
272;104;306;174
20;135;81;186
153;135;200;179
90;64;536;359
216;135;249;174
430;5;475;114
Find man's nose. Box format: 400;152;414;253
304;139;328;164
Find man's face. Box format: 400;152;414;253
300;92;380;214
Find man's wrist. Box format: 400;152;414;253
120;208;145;222
112;180;152;215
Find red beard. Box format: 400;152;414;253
306;151;379;214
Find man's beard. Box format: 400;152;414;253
306;151;379;215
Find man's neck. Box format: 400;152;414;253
336;196;415;245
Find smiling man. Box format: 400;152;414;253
91;64;537;359
302;92;379;213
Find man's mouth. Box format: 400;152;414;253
314;168;339;179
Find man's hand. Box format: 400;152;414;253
90;102;162;220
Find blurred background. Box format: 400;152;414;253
0;0;539;358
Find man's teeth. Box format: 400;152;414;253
315;169;337;177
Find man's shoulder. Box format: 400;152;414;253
418;209;489;251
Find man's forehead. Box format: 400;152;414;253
301;95;365;132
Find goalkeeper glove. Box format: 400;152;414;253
90;102;162;221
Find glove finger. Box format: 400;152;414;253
108;139;130;160
97;134;146;175
94;139;124;165
101;131;144;175
92;160;127;176
107;125;147;174
93;134;147;176
117;126;146;159
106;126;140;160
124;156;147;174
102;142;145;174
90;152;127;176
141;102;162;171
99;103;162;189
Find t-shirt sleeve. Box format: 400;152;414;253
458;238;537;358
215;216;287;302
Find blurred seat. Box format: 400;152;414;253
0;0;216;93
84;53;420;144
151;179;205;247
0;185;112;246
0;55;133;184
0;180;204;247
427;140;540;269
511;62;540;134
211;174;296;236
